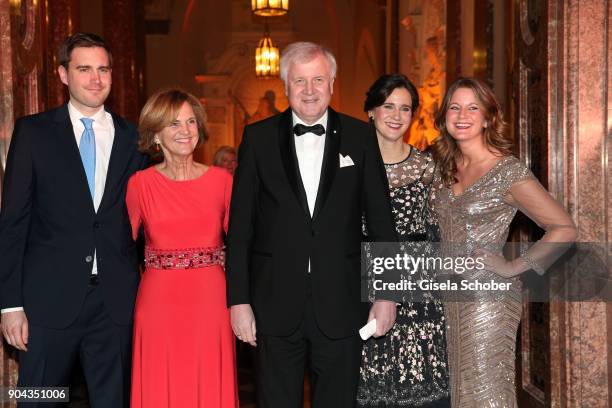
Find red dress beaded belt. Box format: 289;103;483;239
144;246;225;270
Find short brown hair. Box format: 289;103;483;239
138;88;208;159
58;32;112;69
432;77;513;185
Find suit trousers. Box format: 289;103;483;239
17;283;132;407
256;277;362;408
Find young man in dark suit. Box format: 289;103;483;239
227;41;398;407
0;33;146;407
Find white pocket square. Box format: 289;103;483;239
339;154;354;168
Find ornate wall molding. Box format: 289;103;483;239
518;58;533;170
519;0;536;45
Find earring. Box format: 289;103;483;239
153;137;161;152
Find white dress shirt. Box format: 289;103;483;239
293;111;327;273
68;102;115;214
2;103;115;314
293;111;327;216
69;102;115;276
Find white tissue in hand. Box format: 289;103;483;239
359;319;377;340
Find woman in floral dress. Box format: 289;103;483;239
357;74;450;407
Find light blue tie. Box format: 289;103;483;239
79;118;96;199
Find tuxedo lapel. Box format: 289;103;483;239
52;105;96;213
278;109;310;219
98;111;133;212
312;108;340;221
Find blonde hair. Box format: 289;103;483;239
138;88;208;158
213;146;236;166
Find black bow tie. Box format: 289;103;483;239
293;123;325;136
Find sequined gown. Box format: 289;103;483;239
357;148;450;407
430;155;573;407
126;166;239;408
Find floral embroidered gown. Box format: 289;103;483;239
126;166;239;408
357;148;450;407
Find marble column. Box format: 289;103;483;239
45;0;80;109
0;0;13;174
0;0;18;396
1;0;47;398
103;0;145;122
547;0;612;406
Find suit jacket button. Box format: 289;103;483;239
85;255;93;263
311;229;317;236
93;222;100;229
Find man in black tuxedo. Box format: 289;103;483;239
227;42;398;407
0;33;146;407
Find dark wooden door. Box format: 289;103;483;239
509;0;551;406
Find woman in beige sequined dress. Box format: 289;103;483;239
429;78;576;407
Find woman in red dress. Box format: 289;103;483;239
127;89;238;407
